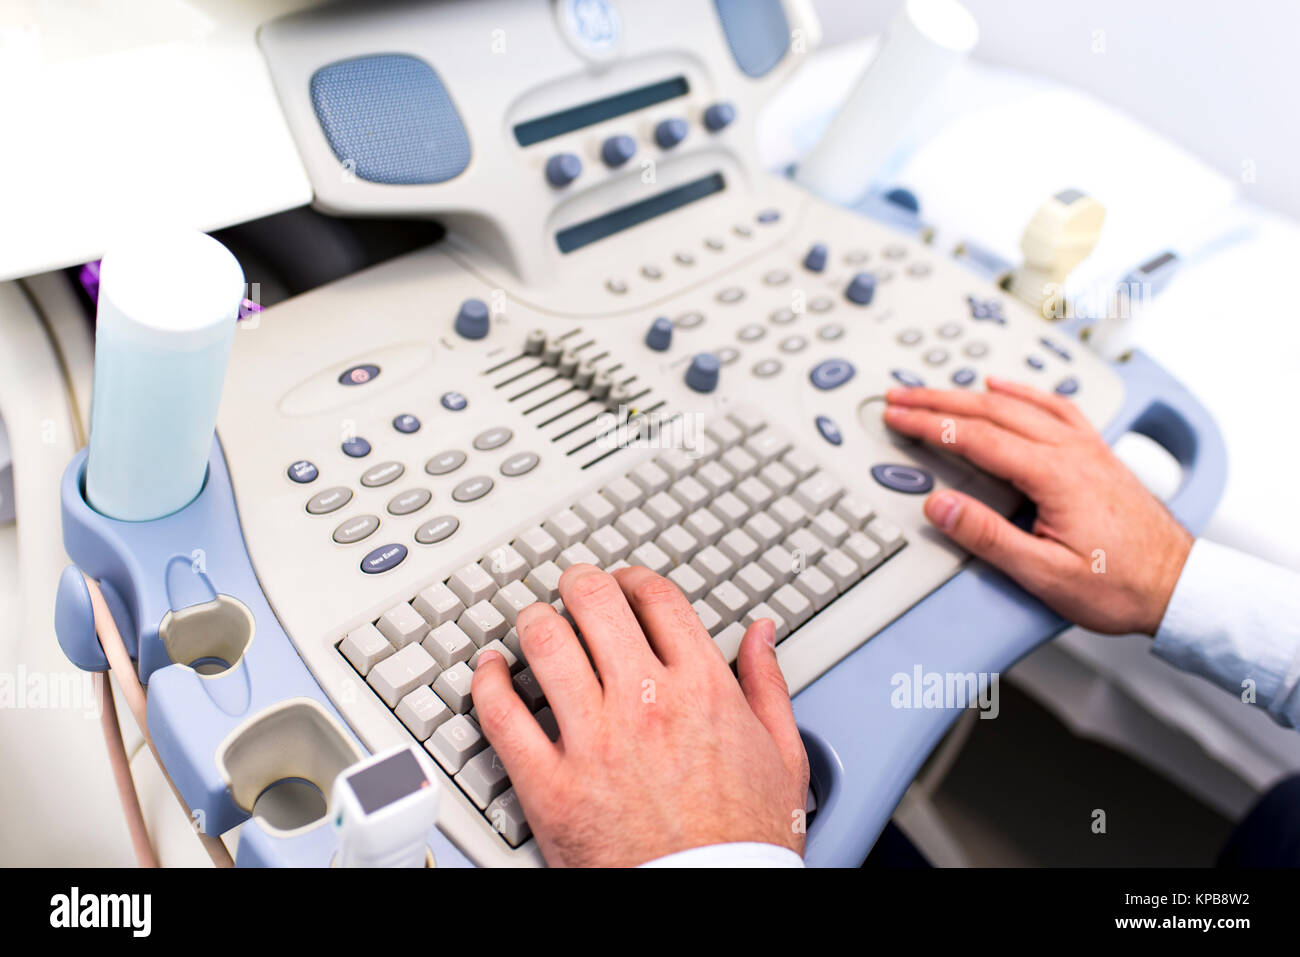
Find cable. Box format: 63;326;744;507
97;672;158;867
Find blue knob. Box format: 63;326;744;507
545;153;582;187
845;272;877;306
884;187;920;214
645;316;673;352
685;353;720;393
803;243;828;272
703;102;736;132
601;134;637;168
455;298;490;339
654;118;688;150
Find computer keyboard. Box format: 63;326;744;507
335;406;906;847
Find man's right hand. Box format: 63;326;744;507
883;376;1193;636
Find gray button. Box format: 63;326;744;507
883;244;907;260
605;278;628;294
809;296;834;313
716;346;741;365
705;236;725;251
716;286;745;304
387;488;431;516
425;450;467;475
333;513;379;543
733;223;753;238
641;264;662;280
500;452;540;477
924;348;949;365
452;475;494;503
415;515;460;545
360;461;404;487
485;787;531;847
674;251;695;266
779;335;807;353
752;359;783;378
307;486;352;514
473;427;513;451
965;341;989;358
843;250;869;265
675;310;705;329
897;329;923;346
938;322;962;339
907;261;931;277
456;746;510;810
737;323;765;342
818;323;844;341
763;269;790;286
769;307;796;325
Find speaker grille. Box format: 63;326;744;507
713;0;790;78
309;54;471;185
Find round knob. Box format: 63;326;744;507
685;353;720;393
454;298;490;339
803;243;828;273
654;118;688;150
884;186;920;214
645;316;673;351
703;102;736;132
545;152;582;187
845;272;877;306
601;134;637;168
523;329;547;355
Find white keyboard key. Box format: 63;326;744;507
502;627;523;663
615;507;657;545
492;580;539;625
705;417;743;449
842;531;884;573
743;603;789;641
794;472;843;513
629;460;671;495
770;583;813;629
643;491;685;528
340;624;392;676
603;476;644;509
714;622;746;663
768;496;807;533
422;621;476;669
684;433;720;463
690;545;735;588
448;562;497;606
668;475;710;511
433;661;476;713
726;407;766;436
458;600;509;646
743;429;791;464
558;541;601;569
734;562;776;603
735;475;776;511
760;545;798;585
543;508;588;547
656;524;700;564
481;544;528;586
708;491;750;529
574;491;617;528
781;447;819;479
606;559;630;573
867;518;906;554
818;549;860;593
586;525;631;565
628;541;673;575
425;714;485;774
718;528;761;566
524;561;563;602
684;507;726;546
412;582;465;628
667;564;708;602
706;581;749;621
395;685;452;740
486;788;532;847
809;510;850;547
792;566;836;610
693;599;724;636
742;511;783;550
514;525;561;566
457;746;511;810
655;448;697;479
758;460;797;495
834;494;876;530
470;638;520;673
720;446;759;480
368;643;441;708
787;527;827;565
377;602;429;649
695;460;735;495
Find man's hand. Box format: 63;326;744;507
471;563;809;867
884;376;1193;635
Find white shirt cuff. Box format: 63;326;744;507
638;842;805;868
1153;538;1300;727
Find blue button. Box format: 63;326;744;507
645;316;673;352
815;415;843;446
756;209;781;224
1040;337;1072;361
287;460;318;483
871;463;934;495
967;296;1006;323
952;368;976;387
845;272;877;305
339;364;380;386
441;391;468;411
703;102;736;132
360;543;407;575
809;358;856;391
685;353;721;393
1026;355;1045;370
891;369;925;387
545;152;582;187
884;187;920;214
1055;376;1080;396
342;437;371;458
601;134;636;167
654;118;688;149
454;298;490;340
392;414;420;434
803;243;828;273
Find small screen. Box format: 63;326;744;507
556;173;726;253
514;76;690;147
348;749;428;815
